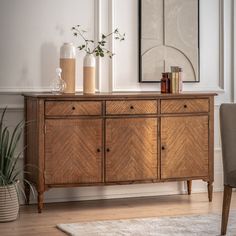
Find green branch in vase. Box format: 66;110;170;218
72;25;125;58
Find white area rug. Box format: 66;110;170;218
57;212;236;236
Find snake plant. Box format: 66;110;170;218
0;107;25;186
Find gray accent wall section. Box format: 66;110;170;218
141;0;199;82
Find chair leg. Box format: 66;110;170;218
221;185;232;235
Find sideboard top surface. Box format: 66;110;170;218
22;92;217;99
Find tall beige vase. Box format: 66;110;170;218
83;53;96;94
60;43;76;93
0;183;19;222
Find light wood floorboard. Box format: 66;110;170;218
1;192;235;236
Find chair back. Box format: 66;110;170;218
220;103;236;186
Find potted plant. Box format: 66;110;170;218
0;108;31;222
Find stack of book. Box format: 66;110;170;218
170;66;183;93
161;67;183;94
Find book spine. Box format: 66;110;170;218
172;72;176;93
175;72;179;93
169;73;173;93
179;70;183;92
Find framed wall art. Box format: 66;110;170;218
139;0;199;82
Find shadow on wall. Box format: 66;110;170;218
41;42;58;89
17;65;30;88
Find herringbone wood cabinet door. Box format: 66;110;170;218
105;118;158;182
161;116;209;179
45;119;102;184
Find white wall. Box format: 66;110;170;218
0;0;234;204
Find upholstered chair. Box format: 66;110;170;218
220;103;236;235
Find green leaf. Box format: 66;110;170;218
7;121;23;159
1;127;9;174
0;107;7;147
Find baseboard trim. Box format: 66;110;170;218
25;185;223;205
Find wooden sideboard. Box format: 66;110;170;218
23;92;216;213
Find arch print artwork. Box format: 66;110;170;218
139;0;199;82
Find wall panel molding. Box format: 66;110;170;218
94;0;101;92
109;0;115;92
234;0;236;102
219;0;225;90
0;106;24;111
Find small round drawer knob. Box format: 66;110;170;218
106;148;110;152
97;148;101;153
161;146;165;150
72;106;76;110
130;105;134;109
184;104;187;108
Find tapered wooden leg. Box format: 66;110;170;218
24;182;30;205
38;192;44;213
221;185;232;235
187;180;192;195
207;181;213;202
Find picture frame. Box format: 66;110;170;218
139;0;200;83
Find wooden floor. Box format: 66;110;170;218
1;192;235;236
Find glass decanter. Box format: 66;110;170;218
51;68;66;94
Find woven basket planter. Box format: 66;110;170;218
0;183;19;222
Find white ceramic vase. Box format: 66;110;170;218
83;53;96;94
60;43;76;93
0;183;19;222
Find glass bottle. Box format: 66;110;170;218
161;73;170;93
51;68;66;94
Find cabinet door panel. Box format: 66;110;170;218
106;118;158;182
161;116;208;179
45;119;102;184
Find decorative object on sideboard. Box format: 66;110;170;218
51;68;66;94
83;53;96;94
161;66;183;94
60;42;76;93
0;108;33;222
171;66;183;93
72;25;125;94
161;72;170;93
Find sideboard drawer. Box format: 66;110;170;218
45;101;102;116
161;99;209;114
106;100;157;115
